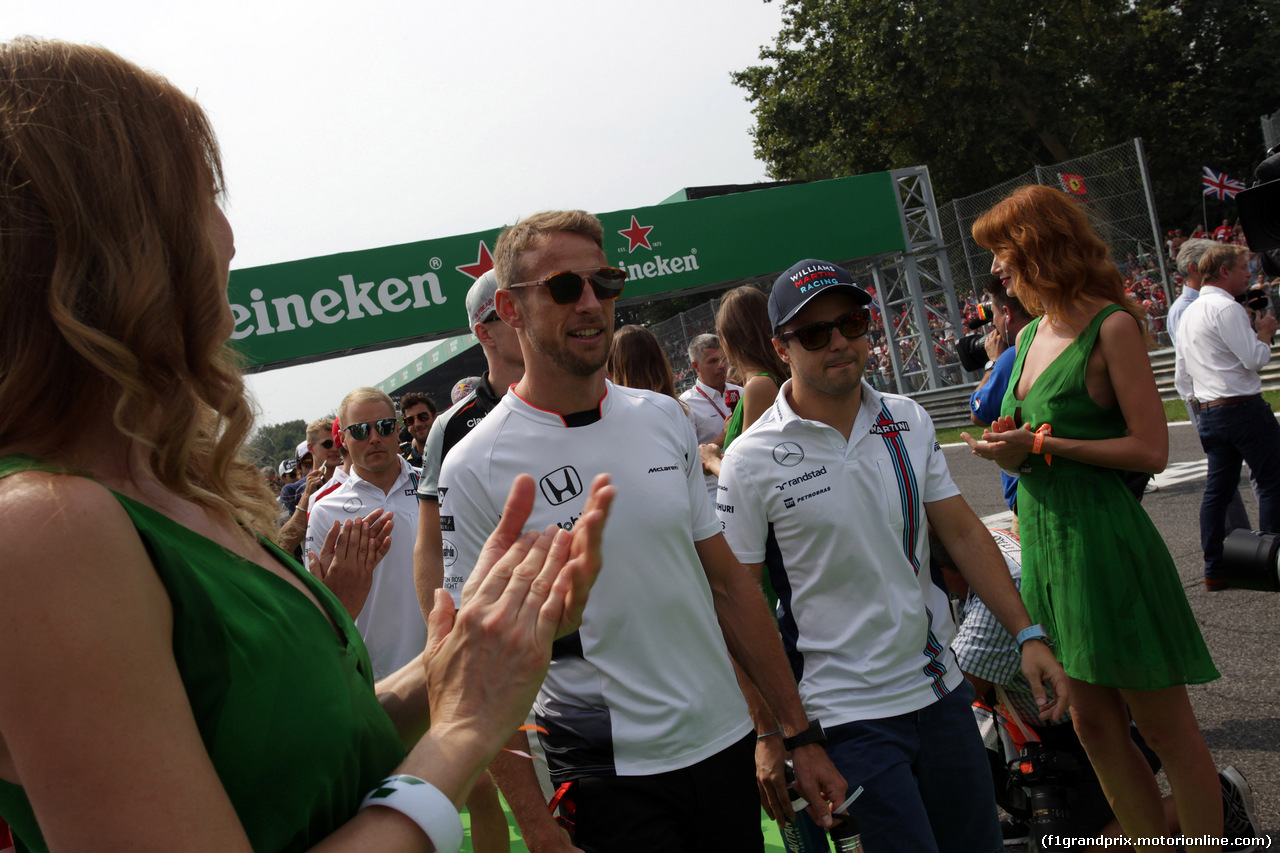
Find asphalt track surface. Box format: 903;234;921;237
944;419;1278;849
462;421;1277;852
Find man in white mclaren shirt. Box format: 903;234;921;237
437;210;845;853
306;386;424;680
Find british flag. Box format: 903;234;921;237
1202;166;1245;201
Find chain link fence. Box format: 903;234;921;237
940;139;1171;345
1264;110;1279;152
650;299;720;394
644;140;1167;398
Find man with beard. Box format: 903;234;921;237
715;260;1067;853
398;391;436;467
436;211;845;853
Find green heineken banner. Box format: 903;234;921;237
229;172;906;370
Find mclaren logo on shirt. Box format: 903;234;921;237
648;464;679;473
540;466;583;506
772;442;805;467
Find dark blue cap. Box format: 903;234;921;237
768;259;872;333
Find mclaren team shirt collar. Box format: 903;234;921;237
506;380;614;428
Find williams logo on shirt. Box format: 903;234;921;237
540;466;583;506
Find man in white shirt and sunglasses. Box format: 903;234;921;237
438;211;845;853
306;386;425;680
716;259;1067;853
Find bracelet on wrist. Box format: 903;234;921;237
756;728;782;740
359;775;463;853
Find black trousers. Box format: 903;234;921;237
567;730;763;853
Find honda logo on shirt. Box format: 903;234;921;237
540;466;584;505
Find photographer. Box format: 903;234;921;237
967;279;1033;527
933;528;1261;852
1174;244;1280;591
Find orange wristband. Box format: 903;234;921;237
1032;424;1053;465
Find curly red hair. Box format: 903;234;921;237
972;185;1149;341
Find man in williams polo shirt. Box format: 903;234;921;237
437;211;846;853
716;259;1068;853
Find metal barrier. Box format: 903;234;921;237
916;344;1280;433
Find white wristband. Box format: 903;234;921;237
359;774;463;853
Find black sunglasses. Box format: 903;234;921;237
407;411;435;424
318;439;334;449
344;418;399;441
508;266;627;305
779;308;871;351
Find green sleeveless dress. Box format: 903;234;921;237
723;372;778;451
1001;307;1218;689
0;456;406;852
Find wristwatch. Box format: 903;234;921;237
1015;624;1054;649
782;719;827;751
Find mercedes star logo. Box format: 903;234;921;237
773;442;805;467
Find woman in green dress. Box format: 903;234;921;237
0;38;612;853
963;185;1221;849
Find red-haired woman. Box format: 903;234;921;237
963;185;1221;848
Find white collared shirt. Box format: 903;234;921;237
679;378;744;495
306;456;424;681
1174;285;1272;401
717;380;964;725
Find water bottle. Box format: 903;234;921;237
781;762;831;853
829;814;864;851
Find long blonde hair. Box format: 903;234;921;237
0;38;277;539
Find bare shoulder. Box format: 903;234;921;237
1098;305;1142;339
743;373;780;391
0;469;168;621
0;470;131;549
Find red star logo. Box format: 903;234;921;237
618;216;654;253
456;242;494;280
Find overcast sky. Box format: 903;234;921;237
6;0;787;427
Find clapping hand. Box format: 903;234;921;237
309;508;393;619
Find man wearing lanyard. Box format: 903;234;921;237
679;333;743;497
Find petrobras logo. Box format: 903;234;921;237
614;216;701;282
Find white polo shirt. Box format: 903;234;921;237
717;379;963;726
680;378;744;496
306;456;425;681
439;381;751;781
